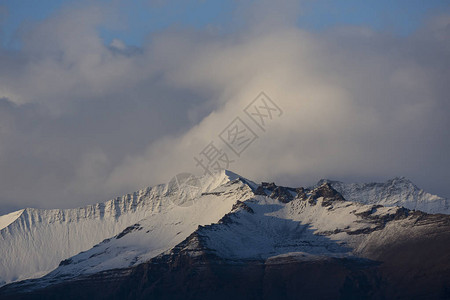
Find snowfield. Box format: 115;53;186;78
0;170;240;286
0;210;24;231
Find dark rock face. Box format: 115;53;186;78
217;201;254;225
254;185;267;196
254;182;296;203
261;182;277;191
0;252;383;300
232;200;254;214
301;182;346;206
58;258;72;266
116;224;142;239
4;235;450;300
311;183;346;206
295;187;307;199
269;187;294;203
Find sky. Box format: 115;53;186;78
0;0;449;214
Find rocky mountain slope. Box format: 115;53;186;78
1;171;449;299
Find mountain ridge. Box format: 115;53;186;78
1;171;449;299
0;170;239;286
2;176;449;299
317;177;449;214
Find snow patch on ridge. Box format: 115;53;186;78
0;210;24;230
318;177;450;214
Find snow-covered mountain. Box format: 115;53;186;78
1;171;449;299
0;171;240;287
317;177;450;214
2;172;253;292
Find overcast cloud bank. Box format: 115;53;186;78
0;1;449;213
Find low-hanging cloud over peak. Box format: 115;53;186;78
0;1;449;213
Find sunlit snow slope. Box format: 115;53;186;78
0;171;239;286
0;210;24;231
37;174;253;284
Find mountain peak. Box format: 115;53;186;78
386;176;417;187
309;182;346;206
